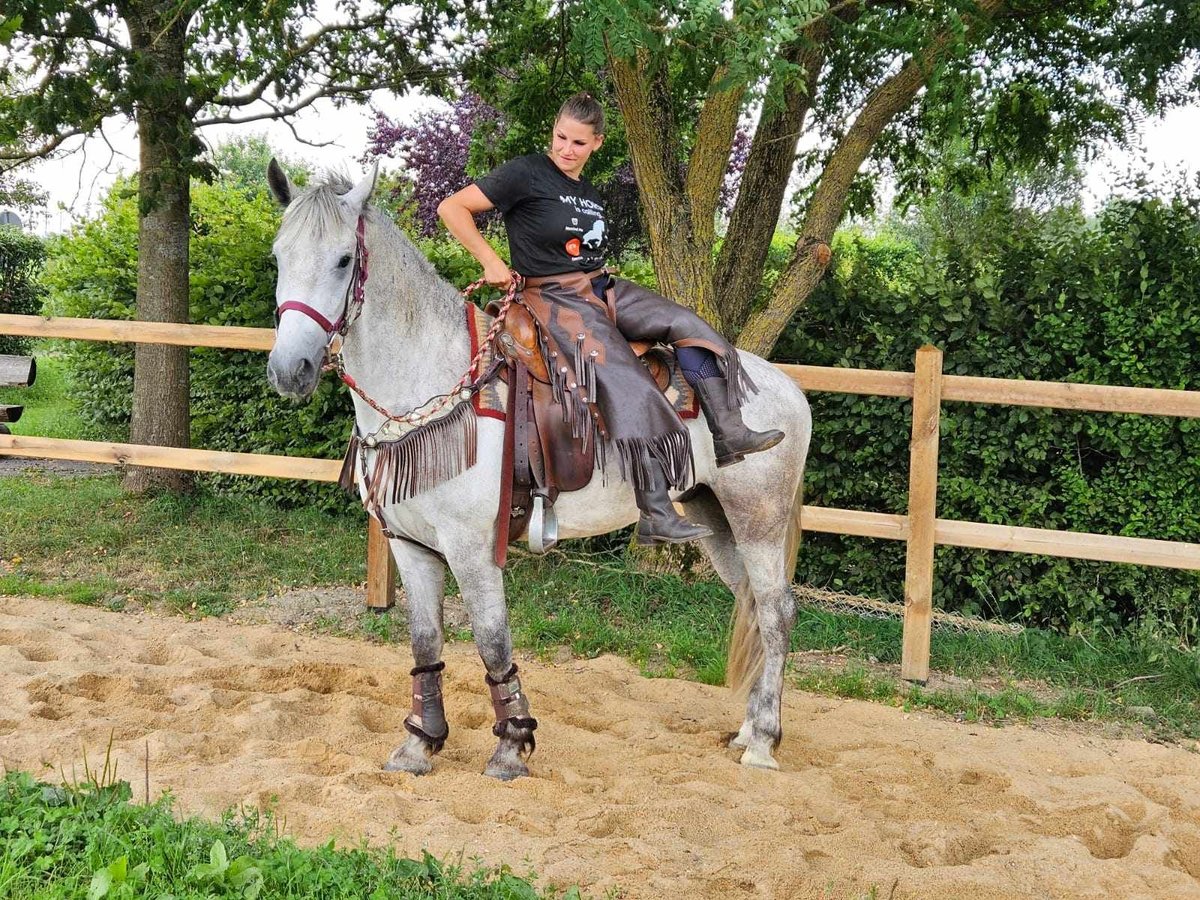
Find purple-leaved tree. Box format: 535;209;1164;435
365;94;502;236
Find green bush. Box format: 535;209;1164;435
775;186;1200;641
0;225;46;356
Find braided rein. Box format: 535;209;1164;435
326;275;520;430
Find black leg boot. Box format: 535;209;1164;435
693;376;785;468
634;460;714;545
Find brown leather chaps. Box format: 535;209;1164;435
518;270;754;491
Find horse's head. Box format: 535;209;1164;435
265;158;378;400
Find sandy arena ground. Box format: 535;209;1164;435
1;594;1198;899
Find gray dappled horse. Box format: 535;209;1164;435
265;163;812;778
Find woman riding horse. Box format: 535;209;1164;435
437;93;784;545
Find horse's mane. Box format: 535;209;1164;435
275;171;358;249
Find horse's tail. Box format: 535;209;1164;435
726;475;804;700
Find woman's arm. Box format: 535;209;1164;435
437;185;513;288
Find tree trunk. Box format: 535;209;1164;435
123;8;193;493
717;39;826;337
608;51;724;332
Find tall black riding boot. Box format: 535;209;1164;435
693;376;785;468
634;461;713;546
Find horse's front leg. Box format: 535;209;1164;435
446;551;537;781
384;537;449;776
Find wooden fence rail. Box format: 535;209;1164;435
4;313;1200;681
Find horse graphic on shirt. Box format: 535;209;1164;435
582;218;605;250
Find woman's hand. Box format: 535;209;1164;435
483;258;514;289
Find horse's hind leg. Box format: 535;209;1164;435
726;539;796;770
681;487;775;761
384;538;449;776
445;551;537;781
697;477;802;770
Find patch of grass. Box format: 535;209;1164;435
504;548;732;685
791;664;901;704
0;573;122;608
358;609;407;643
0;473;364;613
0;769;570;899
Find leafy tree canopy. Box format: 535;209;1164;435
0;2;464;181
468;0;1200;355
0;0;485;491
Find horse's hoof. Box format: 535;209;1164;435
739;747;780;770
728;723;752;749
484;760;529;781
384;745;433;776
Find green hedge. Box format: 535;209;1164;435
0;225;45;356
775;189;1200;641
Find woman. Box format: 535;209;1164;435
438;93;783;544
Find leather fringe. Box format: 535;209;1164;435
360;400;478;508
338;433;361;493
718;347;756;407
547;349;600;458
614;429;694;491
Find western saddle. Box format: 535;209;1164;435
486;300;683;567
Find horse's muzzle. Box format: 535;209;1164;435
267;352;320;400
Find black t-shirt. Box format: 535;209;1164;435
474;153;609;277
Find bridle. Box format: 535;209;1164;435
275;215;369;343
273;213;519;431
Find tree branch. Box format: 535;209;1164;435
193;18;385;114
0;125;94;165
196;73;433;127
716;27;829;333
277;112;338;149
736;0;1009;355
685;68;745;248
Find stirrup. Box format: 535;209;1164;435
528;490;558;554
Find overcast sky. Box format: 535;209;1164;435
16;88;444;234
11;92;1200;235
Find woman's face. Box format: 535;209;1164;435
549;115;604;179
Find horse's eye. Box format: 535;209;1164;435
337;254;352;269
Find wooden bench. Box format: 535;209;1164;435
0;353;36;434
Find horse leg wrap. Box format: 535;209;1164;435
404;661;449;753
486;664;538;755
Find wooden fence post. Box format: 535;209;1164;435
901;345;943;683
366;517;396;611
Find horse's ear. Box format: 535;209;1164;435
342;160;379;212
267;157;293;207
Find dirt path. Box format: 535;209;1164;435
1;595;1198;899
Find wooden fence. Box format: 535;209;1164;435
4;312;1200;682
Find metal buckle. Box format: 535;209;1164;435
527;490;558;555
